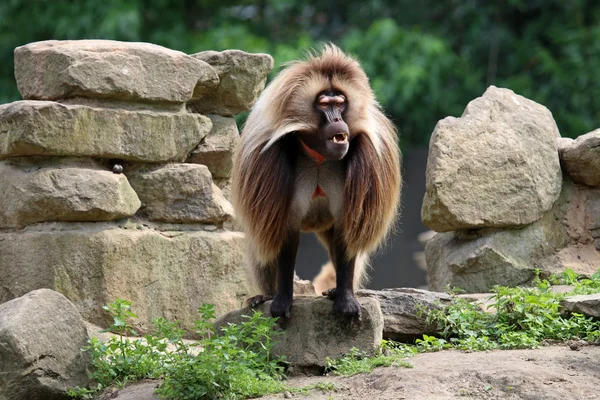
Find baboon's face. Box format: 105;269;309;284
298;89;350;160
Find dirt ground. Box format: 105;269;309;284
260;344;600;400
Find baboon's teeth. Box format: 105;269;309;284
331;133;348;144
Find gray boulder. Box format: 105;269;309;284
0;158;140;228
186;115;239;179
188;50;273;116
215;297;383;374
0;101;211;162
14;40;216;103
0;289;89;400
357;288;451;341
560;294;600;319
560;129;600;187
422;86;562;232
127;163;233;224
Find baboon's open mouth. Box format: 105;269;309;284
330;133;348;144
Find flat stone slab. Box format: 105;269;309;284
0;289;90;399
188;50;273;116
0;225;250;334
0;101;211;162
560;129;600;187
560;294;600;319
14;40;218;103
0;158;140;228
127;163;233;224
216;297;383;374
187;115;239;178
357;288;451;341
422;86;562;232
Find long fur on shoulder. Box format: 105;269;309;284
231;44;401;266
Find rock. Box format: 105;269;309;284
357;288;451;341
586;189;600;231
97;381;161;400
557;136;574;152
0;101;211;162
536;180;600;276
215;297;383;374
0;224;250;334
188;50;274;116
186;115;239;178
560;294;600;319
127;164;233;224
557;178;594;244
214;178;232;200
0;289;89;400
294;279;317;295
425;210;568;293
540;244;600;278
0;158;140;228
14;40;216;103
560;129;600;187
422;86;562;232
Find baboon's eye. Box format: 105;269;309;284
317;94;346;109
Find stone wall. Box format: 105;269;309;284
422;86;600;292
0;40;273;333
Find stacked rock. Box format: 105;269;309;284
0;40;273;333
422;86;600;292
559;130;600;253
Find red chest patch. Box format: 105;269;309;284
312;184;327;199
301;141;325;165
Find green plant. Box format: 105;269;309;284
156;310;287;400
68;299;166;399
415;334;449;352
324;341;414;376
68;300;288;400
426;269;600;351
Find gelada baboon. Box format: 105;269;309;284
231;44;401;320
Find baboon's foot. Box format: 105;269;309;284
245;294;273;308
322;288;361;319
334;295;361;319
270;293;293;320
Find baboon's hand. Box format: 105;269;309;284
245;294;273;308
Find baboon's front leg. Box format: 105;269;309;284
322;229;360;318
270;230;300;319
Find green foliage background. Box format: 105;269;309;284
1;0;598;145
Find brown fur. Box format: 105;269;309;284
231;44;401;295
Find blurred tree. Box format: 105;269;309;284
0;0;598;144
